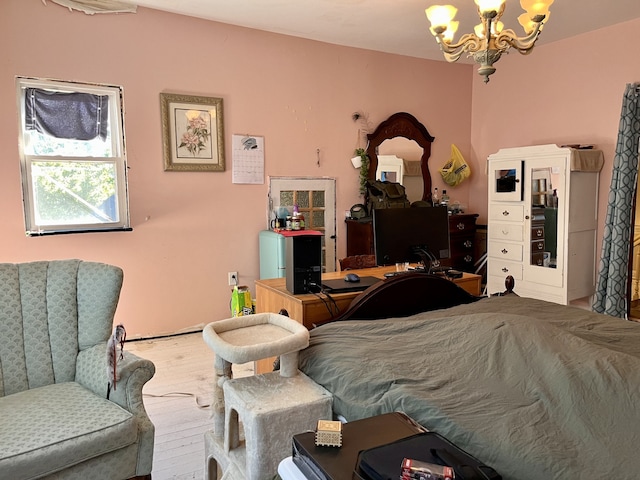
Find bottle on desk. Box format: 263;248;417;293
291;205;305;231
440;190;450;208
432;187;440;207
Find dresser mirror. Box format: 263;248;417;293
366;112;435;203
377;137;424;203
530;167;559;269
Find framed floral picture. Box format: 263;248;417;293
160;93;225;172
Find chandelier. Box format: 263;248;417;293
425;0;553;83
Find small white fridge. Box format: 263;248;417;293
259;230;286;279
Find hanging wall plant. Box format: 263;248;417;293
355;147;370;195
352;111;372;196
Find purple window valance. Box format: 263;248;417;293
25;88;109;141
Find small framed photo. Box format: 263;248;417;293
160;93;225;172
490;159;523;202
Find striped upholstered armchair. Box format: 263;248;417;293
0;260;155;480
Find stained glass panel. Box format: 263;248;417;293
312;190;325;207
296;190;310;208
280;191;294;207
312;211;325;228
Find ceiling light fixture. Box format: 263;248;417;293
425;0;553;83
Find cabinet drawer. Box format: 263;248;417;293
450;234;474;251
531;251;545;266
489;223;524;242
449;216;476;233
488;260;523;280
531;225;544;239
447;251;475;270
489;204;524;222
531;239;545;253
488;242;522;262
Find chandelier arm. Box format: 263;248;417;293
438;33;483;55
443;51;466;63
494;21;544;53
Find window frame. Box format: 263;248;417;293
16;77;131;236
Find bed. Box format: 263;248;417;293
297;273;640;479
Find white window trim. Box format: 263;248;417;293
16;77;131;235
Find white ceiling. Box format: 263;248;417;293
132;0;640;62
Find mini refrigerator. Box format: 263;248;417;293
259;230;286;279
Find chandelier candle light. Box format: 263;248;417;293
425;0;553;83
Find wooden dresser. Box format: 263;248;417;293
346;213;479;272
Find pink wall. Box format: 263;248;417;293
0;1;472;338
466;18;640;304
469;18;640;230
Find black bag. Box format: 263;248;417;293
292;412;424;480
366;179;410;212
356;432;501;480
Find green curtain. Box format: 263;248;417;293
593;83;640;318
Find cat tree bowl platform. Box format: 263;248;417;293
202;313;332;480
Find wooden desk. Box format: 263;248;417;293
254;267;481;373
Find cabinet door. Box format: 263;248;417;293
345;220;374;256
489;159;524;202
524;157;566;287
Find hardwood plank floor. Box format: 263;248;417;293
127;332;254;480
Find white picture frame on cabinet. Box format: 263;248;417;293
490;159;523;202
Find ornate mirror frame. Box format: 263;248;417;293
366;112;435;203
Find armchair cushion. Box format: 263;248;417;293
0;382;136;479
0;260;155;480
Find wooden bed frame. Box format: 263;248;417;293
312;273;516;327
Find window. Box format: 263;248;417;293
17;77;130;235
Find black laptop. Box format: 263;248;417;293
321;276;381;293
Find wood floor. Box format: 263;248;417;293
127;332;254;480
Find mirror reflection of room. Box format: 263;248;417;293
531;167;558;268
377;137;423;203
376;155;403;184
496;168;517;193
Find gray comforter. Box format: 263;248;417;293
298;295;640;480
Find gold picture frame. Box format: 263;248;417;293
160;93;225;172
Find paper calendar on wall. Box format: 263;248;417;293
232;134;264;184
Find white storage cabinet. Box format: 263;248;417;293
487;144;602;304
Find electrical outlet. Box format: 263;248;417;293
228;271;238;286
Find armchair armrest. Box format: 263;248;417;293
76;344;156;475
76;343;155;412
